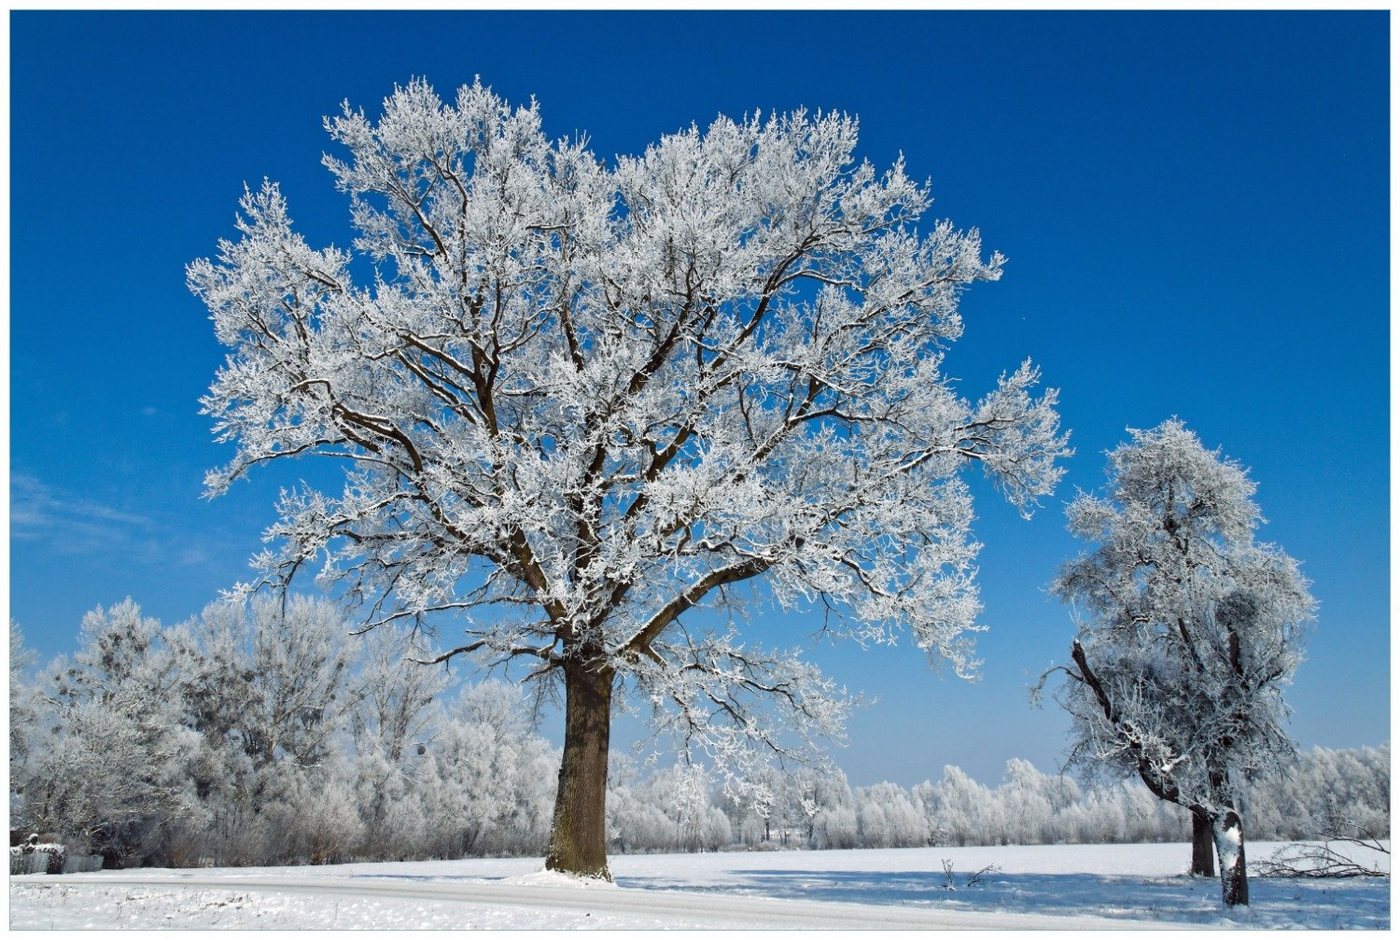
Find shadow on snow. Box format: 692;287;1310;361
612;867;1390;929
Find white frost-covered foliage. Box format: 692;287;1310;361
606;757;732;854
12;596;557;867
1248;744;1391;842
188;79;1068;772
419;680;559;858
707;751;1385;852
10;622;38;773
25;601;206;866
856;781;929;848
1042;420;1314;903
175;596;367;865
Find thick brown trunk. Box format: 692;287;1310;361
544;661;614;880
1190;809;1215;877
1211;809;1249;906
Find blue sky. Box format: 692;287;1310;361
9;10;1389;787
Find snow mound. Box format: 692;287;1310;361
504;869;618;890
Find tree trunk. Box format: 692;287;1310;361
1211;809;1249;906
1190;809;1215;877
544;661;614;881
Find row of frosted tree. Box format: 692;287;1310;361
726;749;1388;853
10;600;555;867
10;604;1386;868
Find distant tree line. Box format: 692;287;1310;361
8;604;1387;868
726;749;1388;854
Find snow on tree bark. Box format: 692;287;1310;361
190;78;1070;878
1212;808;1249;906
1039;420;1313;906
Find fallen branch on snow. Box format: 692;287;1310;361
1253;828;1389;879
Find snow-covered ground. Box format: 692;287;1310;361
9;841;1390;930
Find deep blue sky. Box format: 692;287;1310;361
9;11;1389;787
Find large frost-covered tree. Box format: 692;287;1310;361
1041;420;1313;906
189;78;1069;878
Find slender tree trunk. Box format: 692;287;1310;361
1211;809;1249;906
1190;809;1215;877
544;661;614;880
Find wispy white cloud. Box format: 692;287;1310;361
11;474;253;580
11;473;154;555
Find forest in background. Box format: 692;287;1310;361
9;597;1388;869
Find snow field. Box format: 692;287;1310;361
10;841;1389;930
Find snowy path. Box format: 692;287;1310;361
11;873;1187;930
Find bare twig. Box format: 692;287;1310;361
966;864;1000;887
1253;821;1389;879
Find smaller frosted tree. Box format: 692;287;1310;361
29;601;205;865
929;764;997;846
1040;420;1313;906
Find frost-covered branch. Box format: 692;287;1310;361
628;629;856;780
